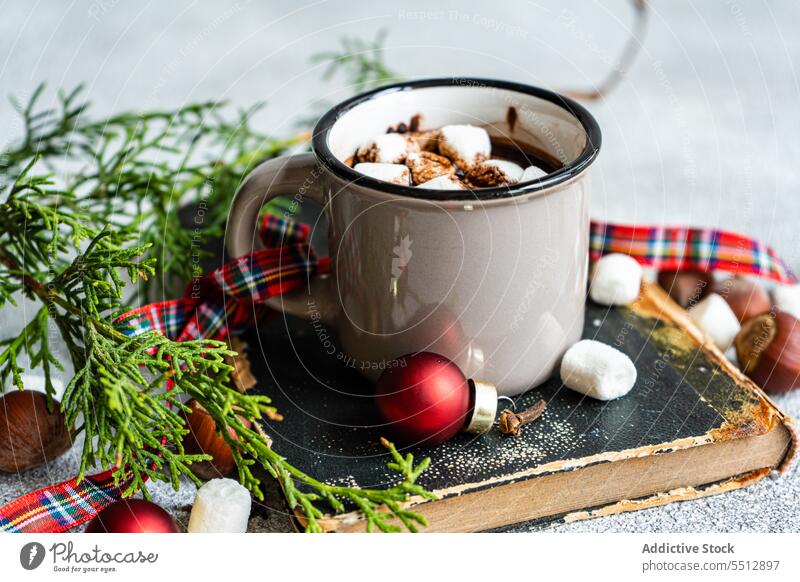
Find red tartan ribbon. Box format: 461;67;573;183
0;216;795;532
589;222;795;284
117;214;327;343
0;471;122;533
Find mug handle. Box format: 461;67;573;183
225;152;338;325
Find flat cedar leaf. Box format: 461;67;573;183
0;39;437;532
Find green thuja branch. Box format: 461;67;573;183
311;29;397;93
300;29;400;127
2;84;302;297
0;34;435;532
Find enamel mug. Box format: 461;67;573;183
226;78;601;396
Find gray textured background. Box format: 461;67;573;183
1;0;799;532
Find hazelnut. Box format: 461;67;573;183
713;275;771;323
657;270;713;308
182;400;250;480
0;391;72;472
734;311;800;394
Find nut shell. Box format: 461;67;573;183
713;276;771;323
657;270;712;308
182;400;249;480
0;391;71;472
735;311;800;394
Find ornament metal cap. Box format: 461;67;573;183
464;380;498;434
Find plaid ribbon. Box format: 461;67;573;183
116;214;325;343
0;215;794;532
590;222;796;284
0;471;121;533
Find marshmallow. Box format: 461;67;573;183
417;174;467;190
353;162;410;186
483;160;523;182
188;478;251;533
467;159;524;186
438;125;491;170
589;253;643;306
521;165;548;182
774;284;800;319
688;293;741;351
357;133;418;164
560;339;637;401
405;151;454;184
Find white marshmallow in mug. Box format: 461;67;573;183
774;284;800;319
521;165;548;182
481;159;524;183
688;293;741;351
188;478;251;533
417;174;467;190
357;133;418;164
353;162;410;186
560;339;637;400
589;253;643;306
438;124;491;170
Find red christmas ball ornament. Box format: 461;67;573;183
84;499;179;533
375;352;497;446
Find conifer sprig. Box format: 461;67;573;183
2;84;301;297
311;29;397;94
0;164;435;530
0;40;435;531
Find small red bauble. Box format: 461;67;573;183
375;352;470;446
84;499;179;533
375;352;497;446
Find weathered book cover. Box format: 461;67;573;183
247;282;796;532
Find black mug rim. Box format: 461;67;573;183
312;77;602;201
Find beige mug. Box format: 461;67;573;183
226;78;601;396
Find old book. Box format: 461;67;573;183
248;281;797;532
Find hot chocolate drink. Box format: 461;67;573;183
346;115;563;190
